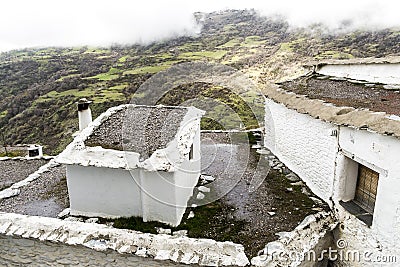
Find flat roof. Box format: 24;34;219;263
85;105;189;160
278;73;400;116
261;75;400;138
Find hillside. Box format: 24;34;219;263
1;9;400;155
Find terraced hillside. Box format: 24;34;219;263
0;9;399;154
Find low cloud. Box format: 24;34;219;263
0;0;399;52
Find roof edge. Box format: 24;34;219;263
304;56;400;67
260;81;400;138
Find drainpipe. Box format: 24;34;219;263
77;98;92;131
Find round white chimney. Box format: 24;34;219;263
77;98;92;131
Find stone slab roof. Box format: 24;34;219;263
261;75;400;138
85;105;189;160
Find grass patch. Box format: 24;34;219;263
34;89;95;105
109;84;128;90
123;65;169;75
241;36;266;47
118;56;128;63
92;89;126;103
86;73;119;81
111;200;247;242
0;150;26;157
279;38;307;52
217;38;242;48
0;110;8;118
177;42;203;52
178;50;227;60
56;73;80;82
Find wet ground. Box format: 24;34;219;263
181;132;326;258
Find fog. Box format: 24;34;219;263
0;0;399;52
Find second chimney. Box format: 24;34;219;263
78;98;92;131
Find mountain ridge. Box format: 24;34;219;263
1;9;399;154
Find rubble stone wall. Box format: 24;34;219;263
0;212;249;266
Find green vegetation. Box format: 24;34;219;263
0;150;25;157
56;73;80;82
123;64;171;75
0;9;399;154
111;200;246;244
0;110;7;118
118;56;128;62
217;38;242;48
178;50;227;60
86;67;122;81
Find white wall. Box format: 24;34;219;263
317;64;400;84
332;128;400;266
265;97;400;266
67;165;143;218
66;122;202;227
264;98;338;203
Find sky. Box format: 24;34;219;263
0;0;399;52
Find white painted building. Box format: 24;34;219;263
56;103;205;227
263;58;400;266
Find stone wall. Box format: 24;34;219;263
0;235;183;266
251;212;337;267
0;212;249;266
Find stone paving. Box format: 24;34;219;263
0;235;185;267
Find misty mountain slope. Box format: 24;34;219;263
0;9;399;155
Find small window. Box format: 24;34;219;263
189;143;194;160
340;163;379;227
354;165;379;214
28;149;39;157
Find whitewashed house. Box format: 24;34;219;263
56;102;205;227
263;57;400;266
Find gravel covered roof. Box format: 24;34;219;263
0;158;50;191
85;105;189;160
279;73;400;116
0;164;68;217
261;76;400;138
